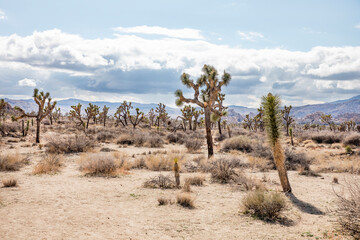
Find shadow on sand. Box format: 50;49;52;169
286;192;324;215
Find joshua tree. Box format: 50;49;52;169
345;120;356;131
0;99;6;124
155;103;168;130
282;105;295;136
242;114;254;131
100;105;110;127
320;114;333;131
174;158;180;187
215;93;227;134
128;108;144;129
52;107;61;123
192;109;204;131
115;101;132;127
261;93;291;193
175;64;231;158
148;108;156;126
85;103;99;129
181;105;195;130
14;88;57;143
69;103;85;130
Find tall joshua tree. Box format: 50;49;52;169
181;105;195;130
128;108;144;129
69;103;85;130
282;105;295;136
115;101;132;127
320;114;333;131
215;93;227;134
100;105;109;127
14;88;57;143
261;93;291;192
192;109;204;131
175;64;231;158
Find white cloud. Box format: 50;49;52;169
237;31;264;41
0;28;359;106
18;78;36;87
355;24;360;29
0;9;7;20
113;25;204;40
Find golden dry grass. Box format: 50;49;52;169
2;178;17;187
0;153;28;171
33;154;63;175
176;192;195;208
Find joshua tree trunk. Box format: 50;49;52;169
22;120;25;137
204;107;214;158
218;120;222;134
227;125;231;138
36;118;40;143
273;141;291;192
193;120;197;131
189;120;192;131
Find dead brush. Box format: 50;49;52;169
184;138;203;152
233;174;265;191
176;192;195;209
242;190;286;221
2;178;17;187
33;154;63;175
143;174;176;189
46;134;93;154
184;175;205;186
158;196;173;206
209;157;245;183
334;179;360;239
79;153;117;177
0;153;29;171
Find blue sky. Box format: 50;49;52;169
1;0;360;107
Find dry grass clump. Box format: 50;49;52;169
96;130;116;142
142;134;164;148
46;134;93;154
335;180;360;239
176;193;195;208
343;133;360;147
184;175;205;186
284;148;312;171
0;153;29;171
158;196;173;206
221;136;254;153
311;131;343;144
33;154;63;175
116;134;135;145
143;174;176;189
242;190;286;221
167;132;187;144
209;157;247;184
79;153;120;177
315;156;360;174
248;156;272;171
184;138;203;152
117;131;164;148
2;178;17;187
144;153;184;171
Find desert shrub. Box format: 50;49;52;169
345;145;353;154
248;156;272;172
79;153;117;176
335;180;360;239
96;130;116;142
251;143;274;161
185;138;202;152
33;154;62;174
46;134;93;153
221;136;254;153
242;190;286;221
0;122;21;133
311;132;343;144
143;174;176;189
167;132;187;144
182;180;191;192
176;193;195;208
209;158;239;183
143;134;164;148
284;148;312;170
215;133;227;142
184;175;205;186
117;134;135;145
0;153;29;171
233;174;265;191
2;178;17;187
343;133;360;147
158;197;172;206
144;155;173;171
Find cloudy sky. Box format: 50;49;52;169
1;0;360;108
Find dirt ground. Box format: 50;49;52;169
0;134;358;240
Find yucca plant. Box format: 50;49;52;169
174;158;180;187
261;93;291;192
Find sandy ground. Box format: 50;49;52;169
0;137;357;240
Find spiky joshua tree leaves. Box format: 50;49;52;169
261;93;291;193
175;64;231;158
128;108;144;129
14;88;57;143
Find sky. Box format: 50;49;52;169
0;0;360;108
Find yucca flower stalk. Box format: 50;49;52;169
261;93;291;192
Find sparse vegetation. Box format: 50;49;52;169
33;154;63;175
242;190;286;221
79;153;126;177
143;174;176;189
46;134;93;153
2;178;17;187
176;193;195;208
0;153;29;171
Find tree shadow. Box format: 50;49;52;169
286;192;324;215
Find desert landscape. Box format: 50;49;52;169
1;1;360;239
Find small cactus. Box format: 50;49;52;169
174;158;180;187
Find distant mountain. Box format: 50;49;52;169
5;98;182;116
4;94;360;123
